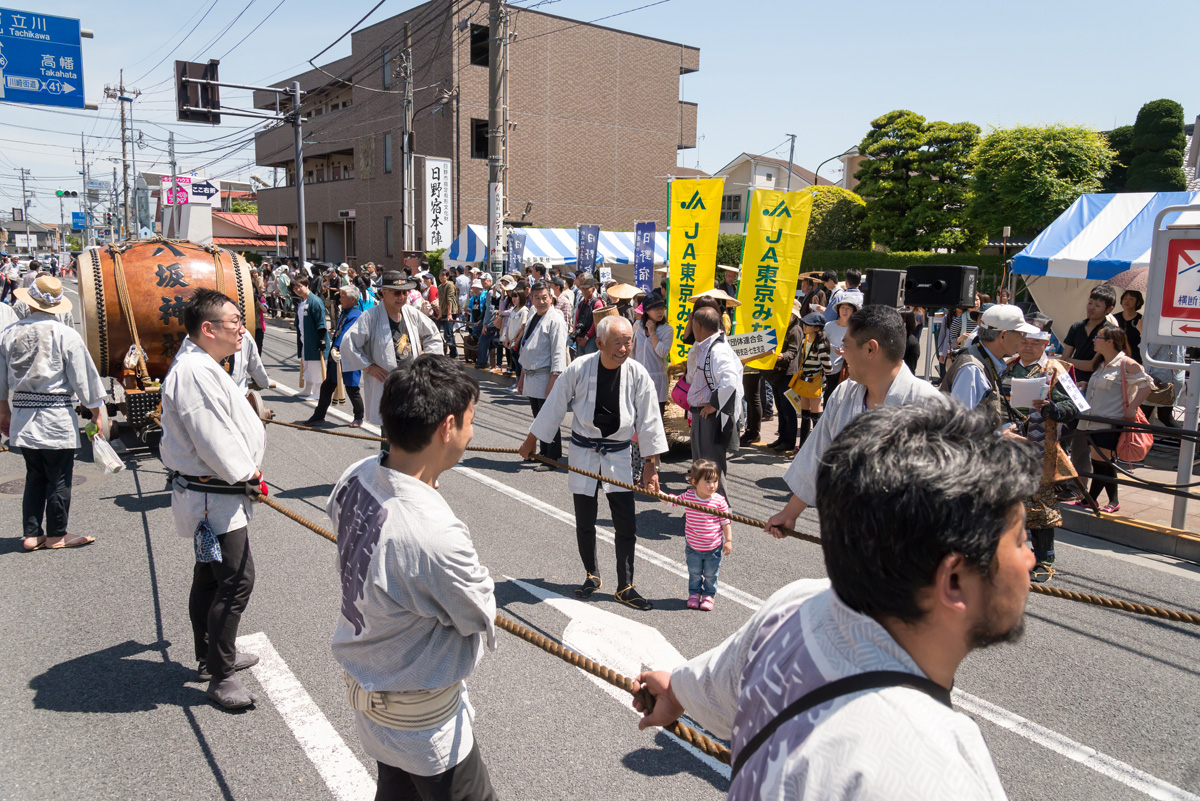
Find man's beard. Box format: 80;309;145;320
969;612;1025;650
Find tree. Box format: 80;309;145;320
854;110;927;250
230;199;258;214
1126;99;1187;192
969;125;1114;239
716;233;744;274
1101;125;1134;193
801;185;870;251
909;121;983;251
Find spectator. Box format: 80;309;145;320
637;403;1038;799
686;306;743;497
823;293;860;404
631;291;672;483
302;285;365;428
1116;289;1144;364
767;303;803;453
551;276;573;319
792;312;834;448
572;274;605;355
941;304;1038;427
1142;341;1185;430
454;265;471;317
823;269;863;322
518;281;570;469
474;275;501;370
807;270;836;317
501;285;529;378
437;270;460;358
1061;284;1117;384
719;266;740;325
668;459;732;612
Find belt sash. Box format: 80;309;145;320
12;391;73;409
569;432;631;455
344;672;463;731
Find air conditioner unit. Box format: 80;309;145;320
338;209;355;219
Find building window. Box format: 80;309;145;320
384;132;393;173
385;216;393;257
470;24;489;67
382;47;392;89
721;194;742;222
470;119;488;159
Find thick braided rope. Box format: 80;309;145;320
262;423;1200;628
108;246;150;383
252;492;731;765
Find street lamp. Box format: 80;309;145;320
812;146;858;188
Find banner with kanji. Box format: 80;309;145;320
734;189;813;371
668;178;723;364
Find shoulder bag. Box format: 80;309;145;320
1116;359;1153;463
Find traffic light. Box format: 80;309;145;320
56;189;79;198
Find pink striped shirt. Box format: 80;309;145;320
679;488;730;551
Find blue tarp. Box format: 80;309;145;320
445;225;669;267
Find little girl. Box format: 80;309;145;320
673;459;732;611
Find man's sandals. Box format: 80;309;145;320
1030;562;1056;584
574;574;602;599
615;585;653;611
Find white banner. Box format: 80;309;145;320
488;181;503;269
424;158;452;251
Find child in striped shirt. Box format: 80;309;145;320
674;459;732;611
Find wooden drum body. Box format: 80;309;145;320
78;239;257;380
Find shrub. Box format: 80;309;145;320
801;186;870;251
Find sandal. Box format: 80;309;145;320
23;536;47;552
48;534;95;549
614;585;653;611
574;574;602;599
1099;503;1121;514
1030;563;1056;584
349;419;363;428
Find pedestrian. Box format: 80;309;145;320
668;459;732;611
328;355;498;800
791;312;834;449
291;276;329;400
438;269;460;358
160;289;266;710
767;303;803;453
572;273;605;355
455;265;471;317
766;305;943;537
635;403;1037;799
275;265;293;316
343;271;444;430
303;285;366;427
517;281;570;470
518;315;667;611
942;304;1040;425
686;306;743;497
501;284;529;378
473;275;501;370
1060;284;1117;385
0;275;107;552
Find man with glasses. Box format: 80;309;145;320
941;304;1040;429
161;289;267;711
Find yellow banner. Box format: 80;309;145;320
734;189;814;371
668;177;724;364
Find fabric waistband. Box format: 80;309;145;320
169;470;255;496
344;672;463;731
570;432;631;454
12;391;73;409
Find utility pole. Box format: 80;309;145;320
168;132;177;238
784;133;797;192
486;0;506;276
292;81;307;267
104;70;141;240
401;20;415;252
78;132;93;247
16;168;30;255
112;166;120;241
58;193;65;252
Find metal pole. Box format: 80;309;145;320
79;132;92;247
1144;343;1199;529
168;132;177;238
113;166;119;241
130;95;140;237
18;168;30;255
784;133;796;192
118;75;131;237
486;0;506;276
292;81;307;268
401;20;415;252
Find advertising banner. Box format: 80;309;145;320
734;189;814;371
577;224;600;275
506;229;526;274
424;157;452;250
634;221;655;294
668;178;723;364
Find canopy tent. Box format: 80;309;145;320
1011;192;1200;340
444;225;669;271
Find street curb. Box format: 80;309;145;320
1060;506;1200;563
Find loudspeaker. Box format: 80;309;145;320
863;269;906;307
904;265;978;308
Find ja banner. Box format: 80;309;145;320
634;222;656;294
577;225;600;274
506;230;526;274
668;178;724;364
734;189;814;371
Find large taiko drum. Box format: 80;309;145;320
77;239;258;380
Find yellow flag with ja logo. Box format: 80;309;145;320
668;178;724;364
734;189;814;371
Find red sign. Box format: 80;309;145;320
1160;239;1200;321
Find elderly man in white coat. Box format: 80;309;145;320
519;315;667;611
517;281;569;471
686;305;744;497
342;271;443;429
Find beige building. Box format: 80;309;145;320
253;0;699;269
710;152;832;235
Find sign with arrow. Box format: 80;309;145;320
0;8;86;110
1146;236;1200;347
191;180;218;198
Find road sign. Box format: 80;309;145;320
191;180;218;198
0;8;85;110
728;328;778;362
1145;235;1200;347
86;178;110;192
70;211;86;229
161;176;191;206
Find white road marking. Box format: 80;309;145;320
236;632;376;801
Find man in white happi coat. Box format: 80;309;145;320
517;281;569;470
343;271;443;429
329;355;497;799
635;403;1037;800
160;289;266;711
519;315;667;611
766;305;943;538
230;330;271;393
0;275;107;551
686;305;743;497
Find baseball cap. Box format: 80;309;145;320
979;304;1040;334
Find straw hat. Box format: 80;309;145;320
654;266;668;275
593;304;620;323
605;282;639;301
690;288;742;308
719;264;740;276
15;274;72;314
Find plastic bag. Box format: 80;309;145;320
123;345;147;371
91;435;126;474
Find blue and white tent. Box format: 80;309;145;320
444;225;669;271
1012;192;1200;338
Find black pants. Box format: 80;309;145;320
313;354;365;421
254;328;265;354
691;410;733;497
528;397;561;460
22;448;75;538
823;369;843;405
771;375;797;448
760;377;774;418
742;372;761;440
573;486;637;589
375;742;497;801
189;526;255;680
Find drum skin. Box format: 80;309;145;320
78;240;257;379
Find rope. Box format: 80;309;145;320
250;490;732;764
1029;583;1200;626
107;246;150;384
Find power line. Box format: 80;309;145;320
129;0;222;85
511;0;674;45
217;0;290;59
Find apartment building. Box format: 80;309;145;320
253;0;699;268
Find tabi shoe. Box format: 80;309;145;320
699;595;715;612
206;676;257;710
197;652;260;683
1030;562;1056;584
574;574;602;599
615;585;653;611
533;461;555;472
299;416;328;427
686;593;701;610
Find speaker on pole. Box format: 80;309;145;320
904;265;978;308
863;269;906;307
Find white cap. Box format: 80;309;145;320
979;304;1040;335
471;278;484;289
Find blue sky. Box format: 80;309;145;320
4;0;1195;222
